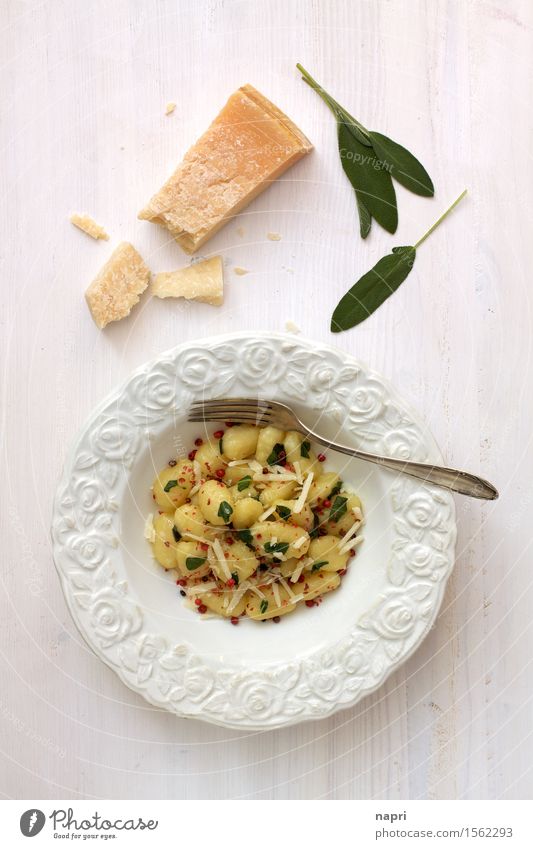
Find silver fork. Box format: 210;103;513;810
188;398;498;500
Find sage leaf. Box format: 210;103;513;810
331;247;416;332
297;63;434;236
368;131;434;197
338;122;398;234
331;190;467;332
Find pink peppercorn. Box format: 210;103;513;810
215;468;225;479
198;604;207;614
194;437;203;447
213;430;224;439
188;449;197;461
230;616;239;625
317;453;326;462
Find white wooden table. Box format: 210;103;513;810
1;0;532;800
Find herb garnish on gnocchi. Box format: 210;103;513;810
145;425;364;623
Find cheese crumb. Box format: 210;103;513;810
165;102;176;115
233;266;249;276
70;213;109;241
152;256;223;306
285;320;301;334
267;232;282;241
144;513;156;543
85;242;151;329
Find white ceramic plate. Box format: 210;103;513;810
51;332;456;729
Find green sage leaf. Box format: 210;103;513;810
338;121;398;234
217;500;233;522
331;246;416;332
186;556;206;571
368;131;434;197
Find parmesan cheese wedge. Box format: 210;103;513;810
85;242;151;329
70;213;109;240
151;256;223;306
138;84;313;253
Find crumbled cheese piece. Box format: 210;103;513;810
143;513;156;543
165;102;176;115
85;242;151;329
285;320;301;335
253;472;298;482
138;85;312;253
278;576;296;599
258;505;277;522
293;472;314;514
227;581;250;613
293;535;308;550
353;507;363;521
70;213;109;240
193;460;202;481
247;460;264;474
290;561;305;583
339;534;365;556
272;582;281;608
213;537;232;580
152;256;224;306
233;267;249;276
267;232;282;241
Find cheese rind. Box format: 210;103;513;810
85;242;151;329
151;256;223;306
70;213;109;240
139;84;313;253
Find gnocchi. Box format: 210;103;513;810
146;424;364;623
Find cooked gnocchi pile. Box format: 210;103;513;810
145;425;364;623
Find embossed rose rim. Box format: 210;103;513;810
51;332;457;729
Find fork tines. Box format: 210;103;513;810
188;398;273;425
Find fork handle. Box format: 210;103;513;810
305;430;498;500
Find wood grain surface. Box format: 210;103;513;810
1;0;532;800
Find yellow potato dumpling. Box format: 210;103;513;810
232;497;264;529
152;513;179;570
273;499;314;531
245;584;296;620
173;503;207;539
279;557;301;578
307;472;340;506
152;459;195;510
300;569;341;601
283;430;319;476
307;535;350;572
224;464;255;486
250;520;310;559
324;492;362;536
221;425;259;460
198;479;234;526
229;482;258;502
195;440;225;477
255;426;285;466
259;479;297;507
220;539;258;583
174;539;210;577
200;588;248;618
